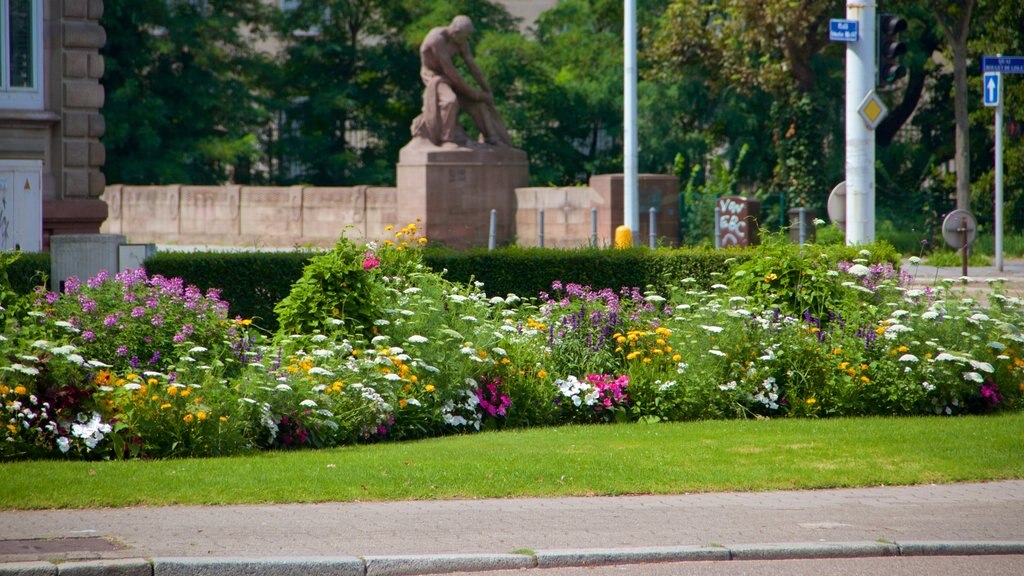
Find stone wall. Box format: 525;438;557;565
102;174;681;249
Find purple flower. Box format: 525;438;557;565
980;382;1003;406
148;351;161;365
82;330;95;342
151;314;164;327
104;314;119;328
87;270;110;289
116;345;129;356
131;306;146;318
173;333;186;343
45;292;59;304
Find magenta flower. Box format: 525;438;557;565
363;252;380;271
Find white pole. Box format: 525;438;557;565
624;0;639;244
845;1;876;245
488;209;497;251
994;64;1004;272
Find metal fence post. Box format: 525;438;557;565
649;207;656;248
538;208;544;248
591;207;597;248
488;209;497;251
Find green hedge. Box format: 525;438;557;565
6;252;50;294
422;246;747;297
143;251;315;330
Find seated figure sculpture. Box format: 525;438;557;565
410;15;515;149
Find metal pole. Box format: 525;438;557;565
538;208;544;248
488;209;497;251
624;0;639;244
995;63;1004;272
799;207;808;244
649;207;656;248
845;0;876;245
591;207;597;248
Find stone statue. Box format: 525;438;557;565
410;15;515;149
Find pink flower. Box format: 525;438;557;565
363;252;380;271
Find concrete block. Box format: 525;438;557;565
364;554;534;576
180;186;240;238
101;185;123;234
64;82;104;109
57;559;151;576
64;170;90;197
50;234;125;290
64;53;88;79
63;22;106;50
0;561;57;576
89;113;106;138
364;187;399;243
727;542;898;561
64;141;88;167
301;186;365;241
88;54;105;80
89;142;105;167
897;541;1024;557
88;0;104;20
121;185;180;237
589;173;680;246
152;557;363;576
63;112;90;137
239;186;303;240
64;0;87;18
536;546;728;568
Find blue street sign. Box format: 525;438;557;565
829;19;859;42
982;56;1024;74
984;72;1001;107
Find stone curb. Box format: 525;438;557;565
2;541;1023;576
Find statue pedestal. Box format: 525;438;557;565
397;141;528;249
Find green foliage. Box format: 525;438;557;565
273;237;386;340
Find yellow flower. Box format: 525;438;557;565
672;354;682;362
764;272;778;283
806;398;817;405
616;336;627;344
94;370;112;386
385;225;394;231
898;345;909;352
0;385;8;395
643;358;651;363
860;364;869;371
160;403;172;410
234;318;253;326
861;376;870;383
115;378;126;386
147;378;158;386
838;362;849;370
876;326;886;335
180;388;191;398
13;385;27;395
197;411;208;421
418;237;428;244
626;351;642;361
399;399;408;408
151;395;160;402
220;416;229;422
500;358;510;365
183;414;194;424
832;348;842;355
167;387;179;396
425;384;436;393
537;370;548;379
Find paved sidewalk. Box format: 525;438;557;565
3;481;1023;573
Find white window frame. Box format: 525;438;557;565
0;0;43;110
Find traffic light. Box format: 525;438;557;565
878;13;907;87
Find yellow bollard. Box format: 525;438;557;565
614;225;633;249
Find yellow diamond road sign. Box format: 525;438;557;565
858;91;888;130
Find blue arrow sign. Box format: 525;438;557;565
982;56;1024;74
829;19;858;42
984;72;1001;107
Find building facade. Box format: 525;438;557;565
0;0;106;251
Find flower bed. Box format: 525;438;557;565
1;227;1021;459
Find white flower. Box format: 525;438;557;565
459;346;475;355
812;218;826;226
460;315;479;322
898;354;919;363
709;349;727;357
50;345;77;355
846;264;870;277
328;318;344;325
645;294;666;303
827;270;839;277
57;437;71;454
403;287;421;294
934;352;965;363
308;367;334;376
312;349;334;358
373;319;391;326
448;294;469;303
968;360;994;373
675;304;692;311
407;335;428;344
88;360;112;368
124;383;142;391
406;398;421;407
710;284;728;290
920;310;940;320
968;313;990;323
383;373;402;381
963;372;984;383
921;381;935;392
718;381;737;391
275;384;293;392
310;334;328;343
491;347;507;357
700;325;724;333
908;256;921;265
189;346;208;353
299;399;318;408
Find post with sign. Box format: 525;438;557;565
841;1;876;245
982;55;1022;272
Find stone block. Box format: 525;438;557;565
64;0;87;18
514;186;606;248
152;557;363;576
180;186;240;239
101;185;123;234
64;82;104;109
89;142;105;167
364;187;399;243
57;559;150;576
63;112;89;137
64;141;88;167
88;0;104;20
0;561;56;576
88;54;105;79
397;143;528;249
63;170;90;197
88;170;106;197
89;113;106;138
588;173;680;246
301;186;365;241
64;53;88;79
121;185;180;238
239;186;303;243
63;22;106;50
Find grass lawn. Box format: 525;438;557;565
2;414;1022;510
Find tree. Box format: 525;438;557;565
101;0;273;184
